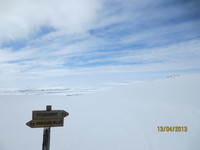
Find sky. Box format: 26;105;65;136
0;0;200;88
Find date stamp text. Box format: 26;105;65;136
157;126;188;132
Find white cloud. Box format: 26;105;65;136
116;40;200;63
0;0;200;88
0;0;102;42
0;39;199;85
0;47;35;62
122;19;200;46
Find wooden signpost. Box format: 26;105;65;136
26;105;69;150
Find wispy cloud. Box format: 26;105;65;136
0;0;101;42
0;0;200;87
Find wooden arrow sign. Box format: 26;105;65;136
26;106;68;150
26;119;64;128
32;110;69;120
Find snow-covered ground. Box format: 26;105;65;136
0;74;200;150
0;86;100;96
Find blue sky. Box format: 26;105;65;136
0;0;200;88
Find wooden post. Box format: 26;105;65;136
42;105;51;150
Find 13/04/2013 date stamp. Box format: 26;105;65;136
157;126;188;132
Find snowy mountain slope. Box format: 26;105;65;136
0;74;200;150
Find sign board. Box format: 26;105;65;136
26;106;68;128
26;119;64;128
32;110;68;120
26;106;68;150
